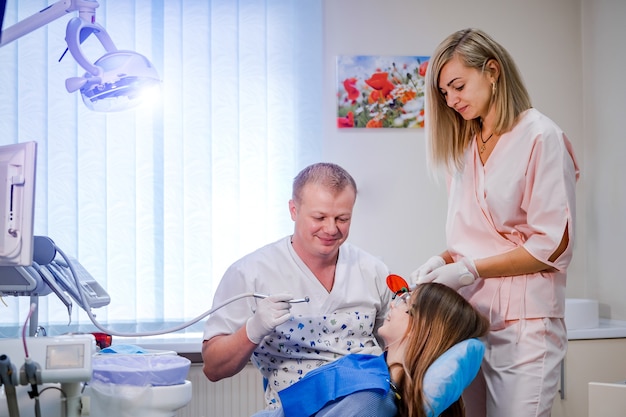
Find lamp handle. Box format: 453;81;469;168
65;17;118;76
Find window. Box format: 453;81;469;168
0;0;322;334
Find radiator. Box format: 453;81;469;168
177;363;266;417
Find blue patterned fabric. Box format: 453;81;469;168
279;353;390;416
252;338;485;417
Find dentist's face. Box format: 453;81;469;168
289;183;355;262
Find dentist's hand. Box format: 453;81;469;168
245;293;294;344
423;258;479;291
409;255;446;286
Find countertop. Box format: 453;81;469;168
111;332;205;362
112;318;626;359
567;318;626;340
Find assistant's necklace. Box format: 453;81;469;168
479;129;494;154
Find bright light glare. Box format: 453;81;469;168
81;78;162;112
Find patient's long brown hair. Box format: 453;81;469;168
391;283;490;417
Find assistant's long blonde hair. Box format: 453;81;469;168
425;28;532;174
391;283;490;417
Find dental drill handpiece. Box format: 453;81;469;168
253;293;310;303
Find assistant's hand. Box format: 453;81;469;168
245;293;294;344
409;255;446;286
423;258;478;291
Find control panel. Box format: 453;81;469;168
0;334;94;384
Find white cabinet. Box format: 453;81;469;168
588;381;626;416
551;338;626;417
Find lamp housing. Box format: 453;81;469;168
0;0;160;112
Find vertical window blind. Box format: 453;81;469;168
0;0;322;333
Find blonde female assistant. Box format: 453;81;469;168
412;28;580;417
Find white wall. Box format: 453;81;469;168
322;1;598;308
581;0;626;319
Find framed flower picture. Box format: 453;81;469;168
337;55;429;128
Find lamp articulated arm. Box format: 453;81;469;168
0;0;99;48
64;16;117;81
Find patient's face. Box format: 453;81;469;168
378;293;411;347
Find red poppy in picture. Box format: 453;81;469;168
365;72;395;99
366;119;383;128
368;90;382;104
343;78;360;102
419;60;429;77
337;111;354;128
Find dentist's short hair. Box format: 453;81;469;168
292;162;357;203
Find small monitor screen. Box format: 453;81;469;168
46;343;85;369
0;141;37;267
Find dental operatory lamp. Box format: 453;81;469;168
0;0;160;112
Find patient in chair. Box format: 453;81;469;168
252;282;490;417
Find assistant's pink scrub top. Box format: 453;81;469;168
447;109;580;330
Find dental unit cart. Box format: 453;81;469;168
0;334;95;417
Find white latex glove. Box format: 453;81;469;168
423;258;479;291
409;255;446;286
245;293;294;344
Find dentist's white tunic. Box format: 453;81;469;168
203;236;391;409
447;109;579;417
